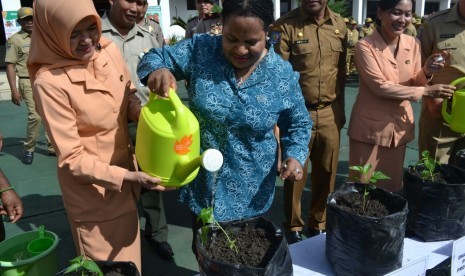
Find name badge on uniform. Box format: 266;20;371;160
268;31;281;44
440;34;455;38
295;40;309;44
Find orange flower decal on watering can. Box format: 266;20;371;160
174;134;193;155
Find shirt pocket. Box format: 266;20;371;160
436;39;462;66
290;43;317;71
330;41;343;67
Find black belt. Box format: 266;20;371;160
18;76;30;79
306;101;333;110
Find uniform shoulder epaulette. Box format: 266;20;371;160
204;13;220;20
187;16;199;23
274;8;299;23
425;9;450;22
332;12;343;19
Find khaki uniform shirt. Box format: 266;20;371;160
418;3;465;84
348;28;359;47
101;14;160;105
272;7;348;105
359;26;373;39
404;22;417;37
195;13;222;35
5;30;31;78
140;18;165;47
185;16;200;39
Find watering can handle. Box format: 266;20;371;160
147;89;189;135
167;88;190;135
442;77;465;124
450;77;465;87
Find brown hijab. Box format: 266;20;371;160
27;0;109;81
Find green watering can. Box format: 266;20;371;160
442;77;465;133
135;88;223;187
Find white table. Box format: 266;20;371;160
289;234;452;275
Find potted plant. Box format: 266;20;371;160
325;164;408;276
56;255;140;276
195;207;293;276
404;150;465;241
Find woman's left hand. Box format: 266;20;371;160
279;158;304;181
423;50;449;75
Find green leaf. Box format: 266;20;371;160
63;263;81;274
83;260;103;275
69;255;84;264
371;171;391;182
199;207;214;225
362;163;372;174
201;226;210;244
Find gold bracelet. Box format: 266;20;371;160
0;186;14;193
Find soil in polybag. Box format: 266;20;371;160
404;164;465;241
196;216;292;276
326;183;408;276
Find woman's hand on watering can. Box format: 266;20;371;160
146;68;178;98
424;84;455;99
124;171;175;191
279;158;304;181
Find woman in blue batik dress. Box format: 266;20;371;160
138;0;312;253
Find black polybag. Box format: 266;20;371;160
404;165;465;241
456;149;465;170
195;216;292;276
56;261;140;276
425;257;451;276
325;183;408;276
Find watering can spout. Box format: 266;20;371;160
175;149;224;180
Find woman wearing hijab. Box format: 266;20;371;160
28;0;168;270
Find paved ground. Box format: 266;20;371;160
0;73;422;275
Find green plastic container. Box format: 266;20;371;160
0;229;59;276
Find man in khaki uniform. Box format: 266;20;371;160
359;17;374;39
271;0;347;243
137;1;165;47
418;0;465;165
347;19;359;75
185;0;216;39
101;0;174;260
404;18;417;37
5;7;54;164
195;12;222;35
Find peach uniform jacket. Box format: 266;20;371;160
33;39;142;266
348;30;429;177
349;30;429;147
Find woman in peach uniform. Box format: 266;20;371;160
348;0;455;192
28;0;168;271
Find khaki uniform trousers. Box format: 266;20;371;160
69;210;141;272
419;101;465;165
19;78;53;153
346;48;355;75
283;104;341;232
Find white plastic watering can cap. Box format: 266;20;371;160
201;149;223;172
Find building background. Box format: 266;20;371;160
0;0;459;46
